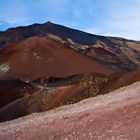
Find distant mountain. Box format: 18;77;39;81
0;21;119;47
0;21;140;73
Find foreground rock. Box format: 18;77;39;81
0;81;140;140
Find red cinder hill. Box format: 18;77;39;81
0;36;115;80
1;71;140;122
0;21;140;72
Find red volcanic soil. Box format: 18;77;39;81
0;81;139;140
0;36;115;80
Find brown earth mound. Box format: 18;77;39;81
0;73;109;122
1;71;140;122
0;36;115;80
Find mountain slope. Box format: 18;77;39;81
0;21;140;72
0;36;115;80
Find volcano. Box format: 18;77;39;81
0;21;140;139
0;21;140;72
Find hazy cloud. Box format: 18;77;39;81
85;0;140;40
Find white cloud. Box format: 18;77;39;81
0;17;26;25
104;0;140;40
85;27;102;35
84;0;140;40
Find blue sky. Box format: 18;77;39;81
0;0;140;40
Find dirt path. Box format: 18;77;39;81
0;82;140;140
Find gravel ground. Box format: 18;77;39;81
0;82;140;140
